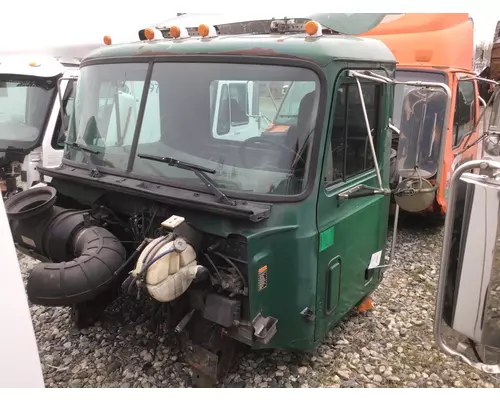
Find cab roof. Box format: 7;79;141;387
82;34;396;67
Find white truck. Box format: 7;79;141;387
0;44;107;200
435;86;500;377
0;189;44;388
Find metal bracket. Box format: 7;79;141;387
252;313;278;344
300;307;316;322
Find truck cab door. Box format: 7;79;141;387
314;70;391;340
42;69;79;172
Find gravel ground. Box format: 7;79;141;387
17;215;500;388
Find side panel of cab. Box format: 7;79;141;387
438;71;480;212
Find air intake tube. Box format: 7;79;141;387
27;225;126;306
5;186;127;306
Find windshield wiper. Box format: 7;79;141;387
137;154;236;206
64;141;103;178
0;146;26;153
64;141;100;155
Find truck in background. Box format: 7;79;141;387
491;21;500;81
0;44;103;199
477;21;499;102
0;38;142;200
434;88;500;379
361;14;483;217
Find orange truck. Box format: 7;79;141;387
261;14;490;217
264;14;482;216
359;13;483;216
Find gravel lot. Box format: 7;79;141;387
18;214;500;388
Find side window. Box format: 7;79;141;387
453;80;475;147
325;81;381;185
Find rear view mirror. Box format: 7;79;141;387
397;86;449;178
394;85;451;212
435;159;500;375
217;84;231;135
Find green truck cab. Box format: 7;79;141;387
5;15;450;386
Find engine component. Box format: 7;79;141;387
132;235;206;302
4;186;127;306
202;294;241;328
162;215;203;251
175;309;196;333
4;185;57;220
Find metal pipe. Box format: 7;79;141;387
389;176;403;266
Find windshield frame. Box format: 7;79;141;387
63;54;328;204
0;73;60;152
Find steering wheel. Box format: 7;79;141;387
238;136;303;170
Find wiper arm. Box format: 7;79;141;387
137;154;236;206
64;141;103;178
0;146;26;152
64;141;100;155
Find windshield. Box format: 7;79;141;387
66;62;320;197
393;70;446;129
273;81;317;126
0;75;57;149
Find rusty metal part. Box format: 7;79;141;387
185;339;238;388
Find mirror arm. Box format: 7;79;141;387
265;84;279;111
338;184;391;201
348;70;393;84
354;77;384;190
434;159;500;375
461;76;500;86
388;122;400;135
479;96;488;146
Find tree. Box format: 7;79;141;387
475;41;492;62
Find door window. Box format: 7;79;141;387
325;82;381;185
453;80;476;147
